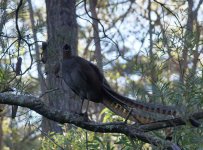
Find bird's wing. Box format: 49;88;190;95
88;62;111;87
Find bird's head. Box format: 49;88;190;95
63;44;72;59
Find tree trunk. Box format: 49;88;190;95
27;0;46;95
89;0;104;121
180;0;194;82
0;0;8;148
42;0;79;133
148;0;157;98
0;0;8;51
0;117;3;150
89;0;103;73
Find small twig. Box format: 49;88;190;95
83;0;121;56
0;39;18;60
32;124;65;150
15;0;23;40
39;88;59;98
15;0;34;75
153;0;183;28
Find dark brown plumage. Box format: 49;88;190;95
62;44;177;123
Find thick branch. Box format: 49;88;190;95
0;92;184;149
0;93;85;124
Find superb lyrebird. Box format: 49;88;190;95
61;44;177;124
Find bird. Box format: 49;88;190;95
61;44;177;124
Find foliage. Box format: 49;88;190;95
40;127;145;150
1;0;203;149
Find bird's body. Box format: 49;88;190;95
62;44;177;124
62;56;105;103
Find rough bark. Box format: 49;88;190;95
42;0;79;133
89;0;104;122
180;0;194;82
27;0;46;94
0;0;8;33
0;0;8;148
0;92;192;149
0;117;3;150
148;0;157;98
191;0;203;75
89;0;103;73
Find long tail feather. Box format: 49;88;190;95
102;99;156;124
102;84;177;116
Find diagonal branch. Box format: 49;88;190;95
0;92;184;149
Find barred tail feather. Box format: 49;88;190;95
102;99;155;124
102;84;177;116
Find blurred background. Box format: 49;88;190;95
0;0;203;149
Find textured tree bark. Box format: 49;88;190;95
27;0;46;94
190;1;202;76
0;0;8;33
148;0;157;97
89;0;103;73
42;0;79;133
0;117;3;150
0;0;8;148
89;0;104;121
180;1;194;82
0;92;192;149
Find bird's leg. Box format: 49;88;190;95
80;99;89;121
80;98;85;114
80;99;89;115
85;100;89;113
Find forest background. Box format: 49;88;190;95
0;0;203;149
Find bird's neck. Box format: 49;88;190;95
63;51;72;59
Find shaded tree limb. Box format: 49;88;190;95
0;93;196;149
139;113;202;132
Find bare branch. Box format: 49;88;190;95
153;0;182;28
83;0;121;57
0;92;183;149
